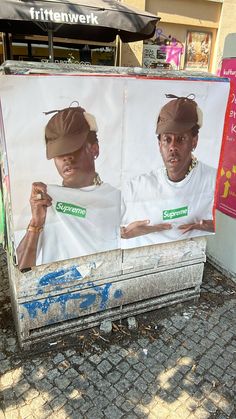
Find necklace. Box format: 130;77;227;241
62;172;103;188
184;156;198;178
93;172;103;186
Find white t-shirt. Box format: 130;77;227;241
121;161;216;249
16;183;121;266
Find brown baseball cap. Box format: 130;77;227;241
156;95;203;135
45;105;98;159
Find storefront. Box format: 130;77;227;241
0;33;116;66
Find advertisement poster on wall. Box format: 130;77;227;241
185;31;212;72
0;74;230;270
215;58;236;218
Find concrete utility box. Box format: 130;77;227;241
0;61;230;348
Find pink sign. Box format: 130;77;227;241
161;44;183;68
216;58;236;218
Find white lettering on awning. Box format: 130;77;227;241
29;7;99;25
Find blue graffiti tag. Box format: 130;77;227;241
38;265;83;287
22;282;123;319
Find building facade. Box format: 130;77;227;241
122;0;236;73
1;0;236;72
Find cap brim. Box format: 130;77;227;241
46;133;88;159
156;121;196;135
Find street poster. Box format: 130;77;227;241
185;31;212;72
215;58;236;218
0;74;230;269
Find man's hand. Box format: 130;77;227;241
30;182;52;227
178;219;214;234
121;220;172;239
16;182;52;271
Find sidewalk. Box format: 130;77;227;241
0;246;235;419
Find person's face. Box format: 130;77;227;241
158;130;198;182
54;142;99;188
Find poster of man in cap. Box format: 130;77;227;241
120;78;229;250
0;74;230;268
0;75;123;270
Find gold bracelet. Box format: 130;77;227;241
27;224;43;233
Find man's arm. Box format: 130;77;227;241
17;228;43;270
16;182;52;270
121;220;172;239
178;219;214;234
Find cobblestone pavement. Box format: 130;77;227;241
0;247;235;419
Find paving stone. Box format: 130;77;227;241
53;353;65;364
105;386;119;401
49;395;67;412
133;362;146;372
107;370;121;384
116;360;130;374
18;404;33;419
89;354;102;365
133;405;150;416
108;353;122;365
97;359;112;374
94;379;111;391
100;319;112;335
4;410;20;419
104;405;123;419
218;398;235;416
45;368;61;380
70;355;84;366
54;376;71;390
126;388;143;404
85;406;104;419
134;376;148;392
93;395;110;409
125;368;139;383
127;316;138;331
115;394;126;407
34;378;53;392
122;400;135;412
114;377;131;393
64;367;79;379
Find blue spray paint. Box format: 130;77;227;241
22;282;122;320
38;265;83;286
114;289;123;299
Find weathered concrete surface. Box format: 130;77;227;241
7;238;206;348
0;246;235;419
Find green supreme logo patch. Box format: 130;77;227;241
163;206;188;221
56;202;87;218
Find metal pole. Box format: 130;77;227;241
115;35;121;67
2;32;13;61
48;28;54;63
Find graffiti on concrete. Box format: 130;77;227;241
21;281;123;320
37;261;101;289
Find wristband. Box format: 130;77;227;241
27;224;43;233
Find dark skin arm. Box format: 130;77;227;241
121;219;214;239
120;220;172;239
178;219;214;233
16;182;52;270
